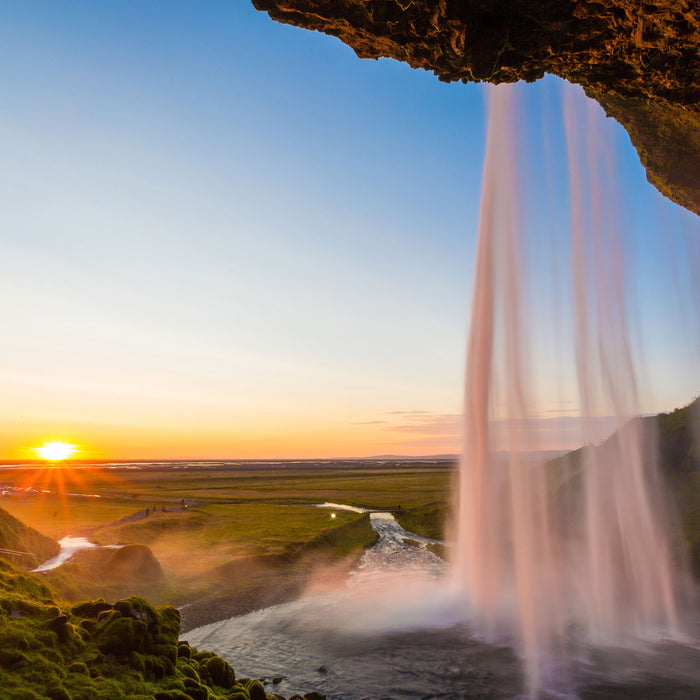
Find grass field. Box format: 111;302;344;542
0;460;454;625
0;460;453;535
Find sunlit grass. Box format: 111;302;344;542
0;462;453;594
93;503;363;576
0;495;147;540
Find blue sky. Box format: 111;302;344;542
0;1;697;459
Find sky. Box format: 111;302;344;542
0;1;697;461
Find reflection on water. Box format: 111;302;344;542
33;536;120;572
184;516;700;699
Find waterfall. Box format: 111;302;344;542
453;81;688;695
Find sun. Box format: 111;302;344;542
35;442;77;462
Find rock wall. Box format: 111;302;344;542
252;0;700;216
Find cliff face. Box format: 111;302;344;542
252;0;700;216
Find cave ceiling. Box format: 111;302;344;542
252;0;700;217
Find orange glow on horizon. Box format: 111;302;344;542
3;407;598;463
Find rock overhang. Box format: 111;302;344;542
252;0;700;216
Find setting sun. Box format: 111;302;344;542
35;442;77;462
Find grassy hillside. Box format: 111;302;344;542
40;512;379;631
654;397;700;575
0;557;325;700
179;514;378;631
547;397;700;576
0;463;437;621
394;502;448;541
394;397;700;579
0;507;59;569
43;544;175;607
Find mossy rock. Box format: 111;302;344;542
96;615;149;655
246;679;266;700
143;652;176;680
5;689;46;700
72;600;113;618
0;557;326;700
177;658;201;681
47;684;72;700
68;661;89;675
153;691;191;700
205;655;235;689
182;677;209;700
0;647;29;669
115;596;157;622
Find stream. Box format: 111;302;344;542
183;512;700;699
33;536;120;573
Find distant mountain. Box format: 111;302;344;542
367;454;458;460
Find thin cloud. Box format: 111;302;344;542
385;413;461;436
385;410;434;417
382;410;619;453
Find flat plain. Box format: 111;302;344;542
0;460;454;628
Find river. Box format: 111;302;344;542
183;513;700;699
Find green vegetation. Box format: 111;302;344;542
0;557;319;700
43;544;173;606
654;398;700;576
0;508;59;569
1;462;445;626
396;397;700;580
0;462;450;593
545;397;700;577
0;462;450;698
395;502;449;540
0;403;697;698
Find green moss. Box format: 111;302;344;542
205;654;236;688
0;506;60;569
228;692;250;700
226;688;250;700
0;558;274;699
246;679;267;700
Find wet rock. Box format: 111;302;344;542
304;693;326;700
272;675;284;684
316;666;328;675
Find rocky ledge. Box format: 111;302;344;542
252;0;700;216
